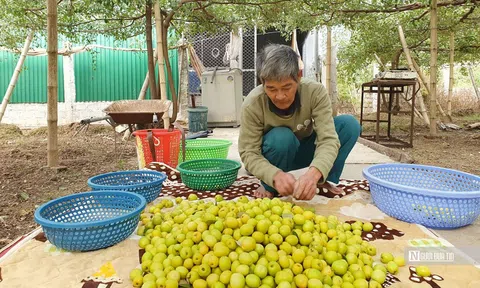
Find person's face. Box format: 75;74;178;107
264;76;299;110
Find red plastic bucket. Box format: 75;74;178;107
132;129;182;169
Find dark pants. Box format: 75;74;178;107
261;114;361;194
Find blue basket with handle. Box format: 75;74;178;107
363;163;480;229
34;191;146;252
87;170;167;203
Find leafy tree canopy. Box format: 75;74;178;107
1;0;478;73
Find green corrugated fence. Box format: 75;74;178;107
0;52;65;103
74;48;178;102
0;32;179;104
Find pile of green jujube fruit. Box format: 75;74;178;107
130;195;413;288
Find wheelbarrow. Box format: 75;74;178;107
77;99;211;139
74;99;169;136
103;99;171;132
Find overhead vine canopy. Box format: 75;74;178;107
1;0;479;68
337;0;480;79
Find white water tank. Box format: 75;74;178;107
201;68;243;127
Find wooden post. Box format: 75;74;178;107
469;66;480;101
411;57;451;122
47;0;59;167
411;58;430;94
0;31;34;123
314;29;320;82
146;0;158;100
163;25;178;123
448;32;454;117
398;25;430;126
154;1;169;128
429;0;438;136
326;26;336;116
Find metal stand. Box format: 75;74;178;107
360;79;419;148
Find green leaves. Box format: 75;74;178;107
1;0;477;71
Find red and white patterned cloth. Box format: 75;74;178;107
145;162;370;200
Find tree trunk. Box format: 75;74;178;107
0;31;34;123
448;32;454;116
429;0;438;136
145;1;158;100
153;1;169;128
468;66;480;101
391;49;402;70
138;49;158;100
374;54;385;71
163;25;178;123
398;25;430;126
47;0;59;167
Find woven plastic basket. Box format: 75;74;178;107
363;163;480;229
34;191;146;251
88;170;167;203
132;129;182;169
178;139;232;163
177;159;241;191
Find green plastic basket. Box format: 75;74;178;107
177;159;241;191
178;139;232;163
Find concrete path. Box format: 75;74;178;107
212;127;393;179
210;128;479;258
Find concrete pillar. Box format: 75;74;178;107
62;49;76;124
442;65;450;94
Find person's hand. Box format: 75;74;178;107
293;167;323;200
273;171;296;196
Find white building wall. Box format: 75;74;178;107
2;101;114;129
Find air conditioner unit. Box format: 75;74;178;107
201;68;243;127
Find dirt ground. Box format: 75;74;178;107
1;112;479;250
359;111;480;176
0;124;139;249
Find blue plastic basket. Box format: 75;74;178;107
363;163;480;229
87;170;167;203
34;191;146;251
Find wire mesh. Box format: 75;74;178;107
185;28;258;97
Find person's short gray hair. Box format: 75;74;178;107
256;44;300;84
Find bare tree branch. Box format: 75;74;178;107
60;14;146;28
208;0;292;6
24;0;63;12
338;0;469;14
414;45;480;52
459;5;476;22
67;20;137;34
165;0;208;26
412;10;429;22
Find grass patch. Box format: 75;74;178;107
88;124;114;134
459;113;480;123
28;124;113;136
0;124;23;138
27;126;48;136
